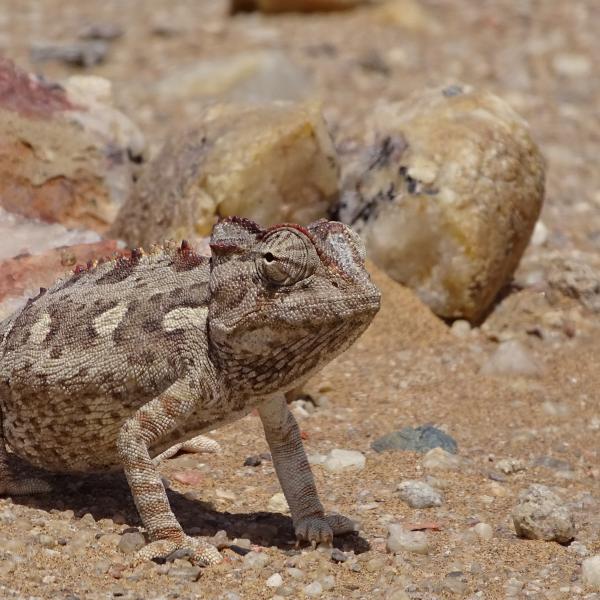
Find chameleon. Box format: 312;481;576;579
0;217;381;565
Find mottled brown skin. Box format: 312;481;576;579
0;217;381;565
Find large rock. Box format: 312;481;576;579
0;58;144;233
337;84;545;322
511;484;575;543
111;102;340;246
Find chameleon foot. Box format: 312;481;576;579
136;534;222;567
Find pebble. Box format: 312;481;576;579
372;425;457;454
287;567;304;579
397;480;443;508
167;558;201;582
582;556;600;590
30;41;108;67
496;458;526;474
480;340;541;377
243;551;270;570
443;571;468;595
511;484;575;543
303;581;323;597
117;531;145;554
386;524;430;555
422;447;462;470
329;547;346;564
267;492;290;513
473;522;493;541
266;573;283;588
323;449;366;472
451;319;471;338
321;575;335;590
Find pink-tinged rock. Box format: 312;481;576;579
0;58;144;233
0;240;120;319
172;470;205;487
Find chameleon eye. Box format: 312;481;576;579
257;229;316;286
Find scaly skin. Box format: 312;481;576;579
0;217;381;566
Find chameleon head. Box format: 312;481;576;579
208;217;381;394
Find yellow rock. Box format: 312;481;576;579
111;102;340;246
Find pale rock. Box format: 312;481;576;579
242;550;270;569
421;447;461;470
473;522;493;541
338;84;544;321
480;340;541;377
496;458;526;475
450;319;471;338
582;556;600;590
552;53;592;78
0;58;143;233
266;572;283;588
386;524;429;555
267;492;290;514
111;102;339;246
303;581;323;597
531;220;548;246
323;449;366;472
397;480;443;508
512;484;575;543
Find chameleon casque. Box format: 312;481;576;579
0;217;381;565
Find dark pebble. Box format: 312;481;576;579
371;425;458;454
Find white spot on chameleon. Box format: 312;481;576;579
163;306;208;332
94;302;129;337
29;312;51;344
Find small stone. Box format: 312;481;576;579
473;522;493;541
267;492;290;513
386;524;430;555
366;557;386;572
323;449;366;472
215;489;237;502
531;221;548;246
303;581;323;597
331;548;348;563
321;575;335;590
443;571;468;595
118;532;145;554
30;41;109;67
481;340;541;377
422;447;462;470
243;551;270;570
397;480;443;508
512;484;575;543
287;567;304;579
244;455;263;467
371;425;458;454
582;556;600;590
496;458;526;475
266;573;283;588
552;53;592;78
172;470;204;486
38;534;56;548
451;319;471;338
167;558;201;582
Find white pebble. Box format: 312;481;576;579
473;522;493;541
303;580;323;597
397;480;443;508
323;449;365;472
266;573;283;588
386;524;430;555
267;492;290;514
450;319;471;338
242;551;270;570
421;447;461;470
582;555;600;590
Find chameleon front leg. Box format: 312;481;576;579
117;378;221;566
258;395;354;543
